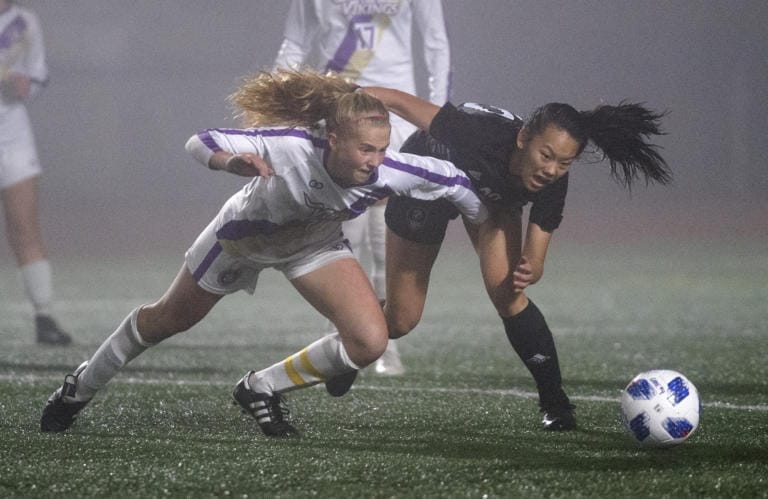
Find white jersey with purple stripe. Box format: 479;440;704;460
274;0;451;105
185;125;487;265
0;5;47;115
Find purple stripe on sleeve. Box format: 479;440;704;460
192;242;223;282
382;157;475;190
198;130;222;153
324;14;372;74
206;128;328;149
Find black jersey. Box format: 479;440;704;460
427;102;568;232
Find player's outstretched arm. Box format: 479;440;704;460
185;133;274;177
362;87;441;131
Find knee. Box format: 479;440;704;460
488;286;528;317
341;324;389;367
385;311;420;339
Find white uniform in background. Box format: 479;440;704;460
0;3;48;188
184;125;485;294
274;0;451;374
275;0;451;147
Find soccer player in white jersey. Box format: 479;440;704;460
0;0;70;345
274;0;451;374
40;69;486;437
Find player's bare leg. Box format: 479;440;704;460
234;257;388;436
468;216;575;431
41;265;222;432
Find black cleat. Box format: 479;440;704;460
41;362;89;432
324;370;358;397
541;404;577;432
36;314;72;346
232;372;298;437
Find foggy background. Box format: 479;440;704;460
3;0;767;261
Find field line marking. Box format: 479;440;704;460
4;373;766;412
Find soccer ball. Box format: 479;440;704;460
620;369;701;447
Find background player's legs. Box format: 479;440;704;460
2;176;70;345
367;202;387;300
342;203;404;374
368;201;404;375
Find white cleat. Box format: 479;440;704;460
373;340;405;376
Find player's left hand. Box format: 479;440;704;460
225;153;275;177
512;255;534;292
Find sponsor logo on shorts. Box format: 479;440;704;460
406;208;427;230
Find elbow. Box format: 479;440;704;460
184;133;217;167
184;135;199;155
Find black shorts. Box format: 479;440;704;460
385;196;459;244
385;130;460;245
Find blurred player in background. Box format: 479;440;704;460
0;0;70;345
273;0;452;375
40;69;487;437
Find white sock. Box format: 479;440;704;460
19;260;53;315
75;307;155;401
250;332;360;394
367;203;387;299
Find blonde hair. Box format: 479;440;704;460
229;68;390;136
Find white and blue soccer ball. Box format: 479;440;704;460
620;369;701;447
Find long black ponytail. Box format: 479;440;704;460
526;101;672;188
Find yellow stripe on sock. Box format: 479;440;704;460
283;355;306;386
299;348;327;381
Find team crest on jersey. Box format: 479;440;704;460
406;207;427;230
333;0;402;16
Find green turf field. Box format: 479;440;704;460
1;239;766;498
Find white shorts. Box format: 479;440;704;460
185;219;356;295
0;108;42;189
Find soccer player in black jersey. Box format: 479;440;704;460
328;87;672;431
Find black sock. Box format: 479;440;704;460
502;300;570;410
